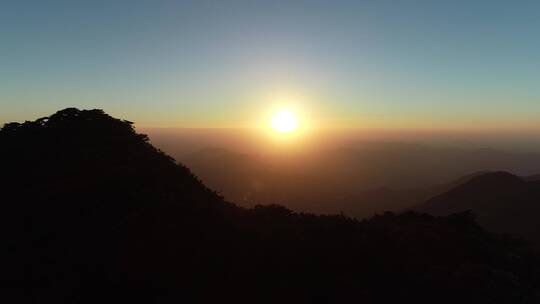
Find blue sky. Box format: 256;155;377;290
1;0;540;129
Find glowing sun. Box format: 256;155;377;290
271;110;299;133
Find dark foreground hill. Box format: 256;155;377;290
2;108;540;303
418;172;540;245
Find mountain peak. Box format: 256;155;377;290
418;170;540;244
1;108;221;210
455;171;525;191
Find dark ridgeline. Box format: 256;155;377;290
2;108;540;303
417;172;540;245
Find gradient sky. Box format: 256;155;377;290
2;0;540;129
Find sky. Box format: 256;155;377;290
1;0;540;130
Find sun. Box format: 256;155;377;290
271;110;299;133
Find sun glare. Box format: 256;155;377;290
271;110;299;133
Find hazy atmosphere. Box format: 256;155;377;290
2;1;540;130
3;1;540;303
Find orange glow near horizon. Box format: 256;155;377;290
253;101;315;152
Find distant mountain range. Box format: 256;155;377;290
525;174;540;182
417;171;540;245
334;171;491;217
173;144;540;218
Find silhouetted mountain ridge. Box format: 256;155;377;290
2;108;540;303
455;171;525;190
525;174;540;182
418;171;540;245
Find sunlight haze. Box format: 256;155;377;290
2;1;540;132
